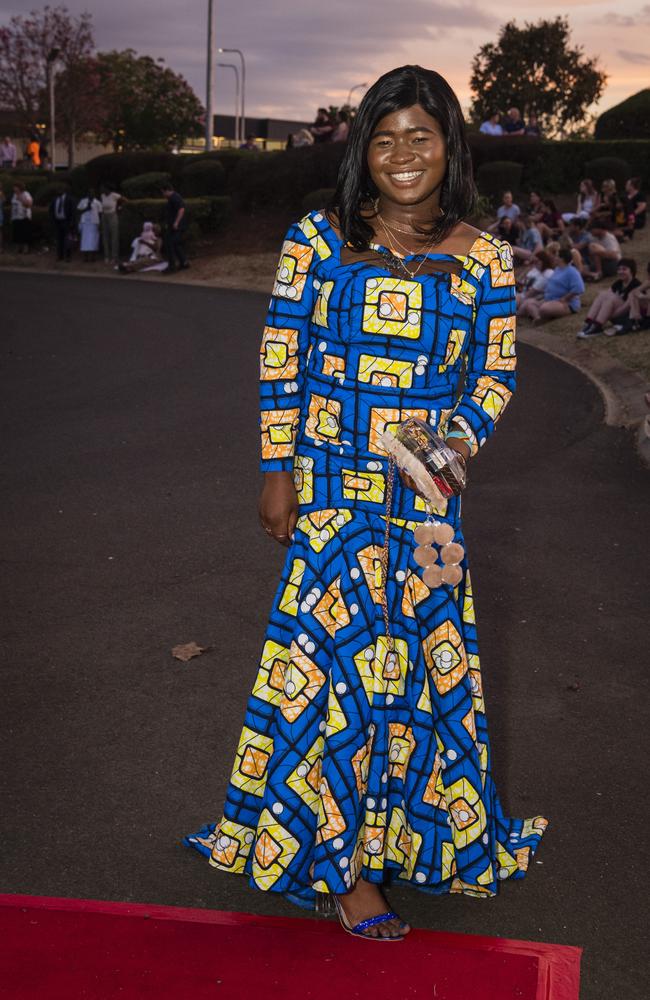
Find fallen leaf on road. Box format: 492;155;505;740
172;641;211;662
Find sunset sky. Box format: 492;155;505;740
2;0;648;122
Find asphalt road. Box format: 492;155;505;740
1;273;648;999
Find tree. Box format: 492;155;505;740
0;5;94;145
96;50;203;151
469;17;607;139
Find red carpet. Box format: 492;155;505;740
0;894;581;999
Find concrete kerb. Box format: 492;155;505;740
4;261;650;466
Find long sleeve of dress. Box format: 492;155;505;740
259;221;320;472
449;242;517;456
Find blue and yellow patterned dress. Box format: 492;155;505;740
185;210;547;909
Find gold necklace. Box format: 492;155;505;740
378;214;434;238
378;220;439;280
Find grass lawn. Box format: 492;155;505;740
517;223;650;380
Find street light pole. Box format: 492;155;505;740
219;48;245;144
346;82;368;108
47;47;60;170
205;0;216;150
217;63;240;146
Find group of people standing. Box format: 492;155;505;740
490;177;648;335
2;178;190;274
49;184;124;263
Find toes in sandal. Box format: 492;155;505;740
333;896;406;941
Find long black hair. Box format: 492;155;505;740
330;65;476;249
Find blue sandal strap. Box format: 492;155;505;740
352;911;399;934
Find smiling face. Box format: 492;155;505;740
366;104;447;211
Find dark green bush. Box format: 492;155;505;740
476;160;523;199
34;180;71;206
228;143;346;210
30;206;51;243
191;148;250;176
180;158;226;197
595;89;650;140
121;172;173;199
583;156;631;189
83;151;189;188
56;164;89;196
301;188;336;214
1;173;52;199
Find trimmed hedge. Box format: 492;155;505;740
228;143;347;210
121;171;173;199
1;173;52;199
190;148;250;176
301;188;335;214
475;160;523;199
466;136;650;194
583;156;631;189
83;151;189;188
595;89;650;141
180;159;226;197
33;180;71;206
56;164;89;197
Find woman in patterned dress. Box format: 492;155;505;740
185;65;547;941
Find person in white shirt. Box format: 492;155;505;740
516;250;555;312
479;113;503;136
10;182;33;253
585;218;622;280
1;136;17;168
77;190;103;261
100;184;124;263
488;190;520;234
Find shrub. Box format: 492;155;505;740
56;164;90;197
30;205;51;243
583;156;631;189
228;143;346;210
121;172;173;199
301;188;335;214
180;158;226;197
118;195;231;253
595;89;650;140
475;160;523;200
34;180;71;206
1;173;52;199
83;151;189;188
191;148;250;176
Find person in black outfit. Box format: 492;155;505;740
623;178;647;239
49;190;77;261
161;183;189;271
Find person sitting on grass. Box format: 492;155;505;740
535;198;563;242
584;217;621;280
561;178;600;224
118;222;165;274
565;216;592;267
495;189;520;224
511;213;543;263
518;247;585;323
608;261;650;336
576;258;640;338
622;177;647;240
516;249;555;313
495;214;521;247
600;178;626;235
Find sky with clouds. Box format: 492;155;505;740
1;0;648;121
